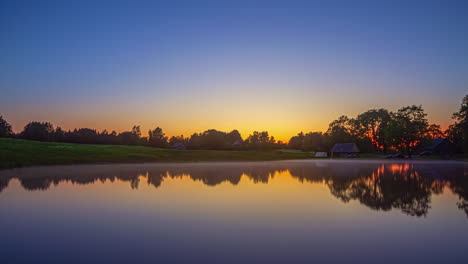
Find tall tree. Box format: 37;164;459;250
148;126;168;147
385;105;429;158
325;116;356;148
355;109;391;151
0;116;13;137
451;94;468;153
132;125;141;138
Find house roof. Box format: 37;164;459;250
331;143;360;153
424;138;447;150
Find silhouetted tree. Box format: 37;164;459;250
245;131;276;150
355;109;391;152
446;124;464;153
227;130;242;143
148;126;168;147
0;116;13;137
303;132;326;151
450;94;468;153
288;132;304;149
118;125;141;145
54;126;65;142
188;129;236;150
74;128;99;144
20;121;54;141
325;116;357;149
385;105;429;158
132;125;141;138
169;135;189;146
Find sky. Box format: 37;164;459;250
1;0;467;141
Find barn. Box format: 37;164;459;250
330;143;360;158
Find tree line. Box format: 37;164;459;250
288;94;467;157
0;118;284;150
1;94;466;155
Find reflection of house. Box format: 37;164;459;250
422;138;455;157
170;142;186;150
330;143;360;158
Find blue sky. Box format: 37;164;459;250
1;0;467;139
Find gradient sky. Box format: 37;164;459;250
1;0;467;141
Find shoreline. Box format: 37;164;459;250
2;158;466;172
1;138;466;170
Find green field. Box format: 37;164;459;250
0;138;313;169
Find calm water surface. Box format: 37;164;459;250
0;160;467;263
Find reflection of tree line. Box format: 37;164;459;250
0;163;466;217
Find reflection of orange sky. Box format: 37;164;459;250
4;169;339;220
3;164;463;220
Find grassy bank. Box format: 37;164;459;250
0;138;312;169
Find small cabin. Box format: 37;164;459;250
421;138;455;158
330;143;360;158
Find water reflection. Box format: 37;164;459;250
0;161;466;218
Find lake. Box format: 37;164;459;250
0;160;467;263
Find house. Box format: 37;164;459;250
330;143;360;158
170;142;186;150
421;138;455;158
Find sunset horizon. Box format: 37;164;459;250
2;1;466;142
1;99;464;142
1;1;467;263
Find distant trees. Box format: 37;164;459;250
227;130;242;144
288;132;304;149
288;132;326;151
287;105;445;157
118;126;141;145
302;132;326;151
20;122;55;141
244;131;277;150
0;116;13;137
2;94;466;154
189;129;241;150
71;128;99;144
148;127;168;147
169;135;189;146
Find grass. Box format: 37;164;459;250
0;138;313;169
2;138;465;170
